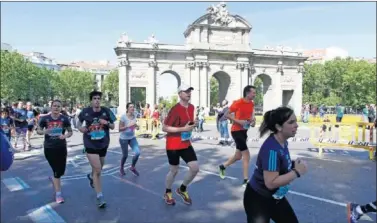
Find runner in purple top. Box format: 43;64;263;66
244;107;308;223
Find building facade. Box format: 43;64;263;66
22;52;60;71
114;2;307;115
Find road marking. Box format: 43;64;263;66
27;204;65;223
179;165;238;180
288;191;346;207
2;177;30;191
291;154;343;163
61;165;130;181
111;175;186;207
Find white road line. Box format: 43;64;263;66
61;166;126;181
288;191;346;207
179;166;354;208
291;154;343;163
2;177;30;192
179;165;238;180
27;204;65;223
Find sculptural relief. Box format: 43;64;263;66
117;33;132;47
207;2;234;26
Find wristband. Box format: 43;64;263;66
292;169;300;178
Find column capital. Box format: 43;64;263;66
277;61;284;74
118;58;130;67
185;61;196;69
148;60;158;68
196;61;209;68
236;62;250;70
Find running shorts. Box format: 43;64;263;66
44;146;67;178
166;146;197;166
231;130;248;151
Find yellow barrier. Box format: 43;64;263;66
308;122;376;160
135;118;161;140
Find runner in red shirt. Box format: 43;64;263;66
162;84;199;206
219;85;256;187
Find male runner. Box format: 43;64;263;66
219;85;256;187
77;90;116;208
162;84;199;205
13;101;29;150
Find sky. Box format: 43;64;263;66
1;1;376;98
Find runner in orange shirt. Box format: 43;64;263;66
218;85;256;187
162;84;199;206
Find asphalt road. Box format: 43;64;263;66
1;126;376;223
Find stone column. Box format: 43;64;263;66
147;60;157;107
236;62;249;97
117;57;129;115
294;63;304;116
198;62;209;107
189;63;200;107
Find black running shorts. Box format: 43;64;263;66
85;147;108;157
166;146;198;166
44;146;67;178
231;130;248;151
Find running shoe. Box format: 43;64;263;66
164;192;176;205
176;188;192;205
97;196;106;208
129;167;139;176
120;168;126;176
219;165;226;179
242;180;249;188
55;194;65;204
87;173;94;188
347;203;362;223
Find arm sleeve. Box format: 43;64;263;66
38;117;46;129
164;106;178;126
106;107;116;124
228;100;239;113
78;109;85;123
64;117;71;129
1;132;14;171
260;148;281;172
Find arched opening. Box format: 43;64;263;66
253;74;272;114
210;71;231;107
158;70;181;106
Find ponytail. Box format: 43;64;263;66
259;110;274;138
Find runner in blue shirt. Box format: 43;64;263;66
244;106;308;223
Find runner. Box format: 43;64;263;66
118;102;141;176
1;129;14;172
1;108;13;141
77;90;116;208
26;102;35;148
347;201;377;223
37;100;72;204
162;84;199;205
244;106;308;223
218;85;256;186
13;101;28;150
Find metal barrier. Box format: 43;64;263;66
309;122;376;160
135;118;161;139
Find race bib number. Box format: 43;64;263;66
243;122;251;130
49;127;63;137
90;130;105;140
181;131;192;141
272;185;290;200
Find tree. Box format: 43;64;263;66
210;77;219;106
130;87;146;105
102;69;119;106
303;57;376;108
253;77;263;106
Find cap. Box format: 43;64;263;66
177;84;194;92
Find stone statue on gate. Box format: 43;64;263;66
117;32;132;47
145;34;159;49
207;2;233;26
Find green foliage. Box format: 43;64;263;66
158;95;178;110
130;87;146;104
303;58;376;107
102;69;119;106
1;50;95;106
210;77;219;106
253;77;263;106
